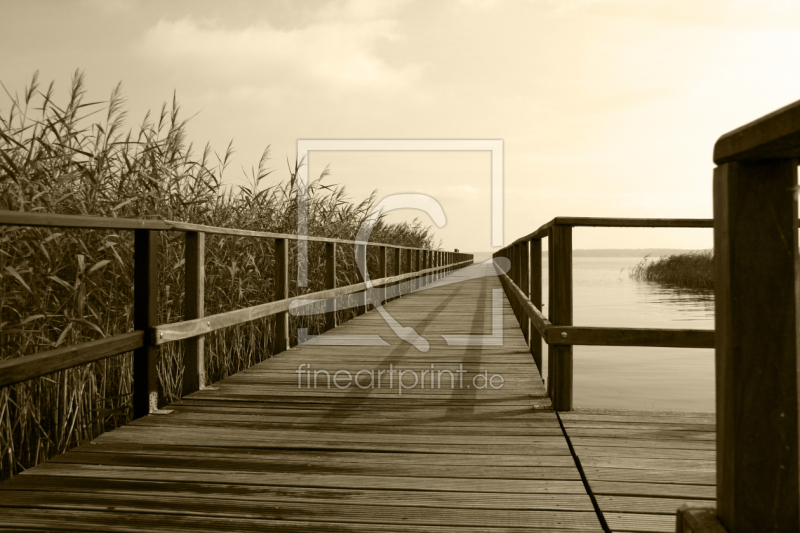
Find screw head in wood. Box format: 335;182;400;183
207;321;210;327
160;332;163;339
561;332;567;338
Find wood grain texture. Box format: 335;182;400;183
0;209;441;252
182;231;205;394
549;225;573;410
0;267;605;532
0;332;143;388
713;96;800;163
563;409;716;533
133;229;159;418
713;160;799;530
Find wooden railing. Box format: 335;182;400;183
493;217;713;412
496;97;800;531
0;209;473;418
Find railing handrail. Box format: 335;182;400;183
508;216;713;246
0;209;473;409
0;209;435;251
493;217;713;411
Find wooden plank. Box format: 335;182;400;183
713;159;800;530
546;326;713;348
0;475;592;510
713;96;800;163
510;218;713;245
48;451;579;480
0;209;172;231
0;332;143;388
603;512;674;533
182;231;205;395
0;271;597;531
0;491;603;529
0;508;604;533
0;210;438;253
595;496;710;516
553;217;712;229
588;481;715;500
133;229;158;418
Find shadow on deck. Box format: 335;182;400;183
0;263;714;532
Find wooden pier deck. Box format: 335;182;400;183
0;265;608;532
562;410;715;533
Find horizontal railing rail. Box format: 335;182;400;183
0;209;473;417
0;210;434;250
493;217;713;411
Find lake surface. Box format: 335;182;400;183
482;255;715;412
539;256;715;412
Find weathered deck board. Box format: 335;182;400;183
0;265;604;532
561;409;715;533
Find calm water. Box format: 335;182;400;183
535;256;715;412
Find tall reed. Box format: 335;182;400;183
629;250;714;290
0;71;436;480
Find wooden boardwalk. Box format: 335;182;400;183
562;410;715;533
0;265;606;532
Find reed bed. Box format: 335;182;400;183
629;250;714;290
0;71;436;480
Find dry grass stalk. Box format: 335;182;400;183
0;71;437;480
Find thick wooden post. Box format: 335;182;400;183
183;231;204;395
521;240;530;342
714;160;799;530
530;238;543;375
133;230;159;418
394;247;402;300
378;246;387;306
324;242;336;331
548;225;573;411
274;238;289;354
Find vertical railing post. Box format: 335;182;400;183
133;230;159;418
548;225;573;411
521;240;530;343
183;231;205;396
421;250;427;287
514;244;521;323
324;242;336;331
356;243;368;314
415;249;421;291
394;247;402;300
404;249;412;294
378;246;387;307
530;238;543;375
714;159;799;529
274;238;290;354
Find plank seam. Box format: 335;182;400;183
556;409;612;533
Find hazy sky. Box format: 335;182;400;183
3;0;800;251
